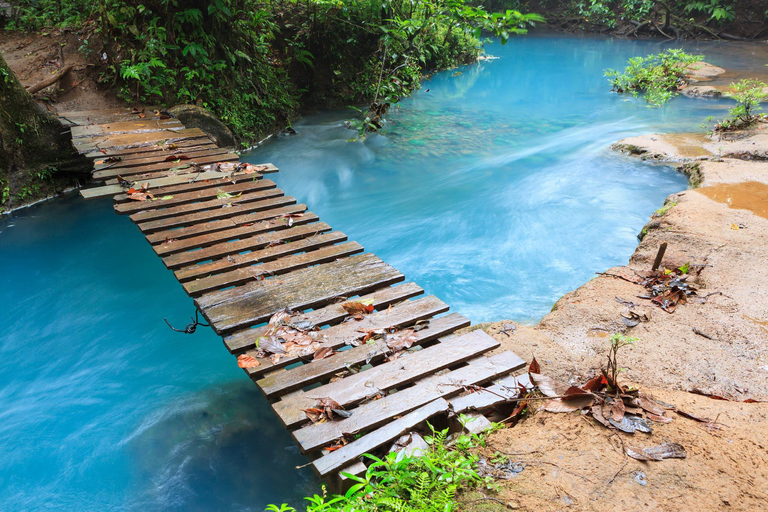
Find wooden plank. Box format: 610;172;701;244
312;399;449;477
174;230;348;282
81;170;264;200
450;373;532;414
241;296;452;379
146;204;305;244
196;253;404;335
154;212;318;256
253;298;455;390
244;313;466;386
136;195;296;232
83;137;213;159
184;240;363;296
222;282;424;353
293;351;525;453
73;128;207;153
93;152;240;180
95;146;227;171
269;326;493;429
155;212;320;256
103;163;278;185
162;221;331;269
128;186;283;223
71;119;183;138
115;179;275;214
114;173;266;204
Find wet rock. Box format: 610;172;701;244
169;104;236;148
682;86;722;98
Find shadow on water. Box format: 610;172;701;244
127;382;318;512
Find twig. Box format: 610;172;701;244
596;272;641;285
692;327;716;340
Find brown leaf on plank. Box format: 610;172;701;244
303;407;325;424
529;356;541;374
260;336;287;355
626;443;686;461
164;155;190;161
386;329;418;351
313;347;335;360
342;301;375;315
237;354;261;368
268;308;292;327
530;373;570;398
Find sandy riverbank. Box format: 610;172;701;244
463;86;768;510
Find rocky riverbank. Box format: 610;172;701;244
465;84;768;510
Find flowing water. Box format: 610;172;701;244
1;32;766;511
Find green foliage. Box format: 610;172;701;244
266;421;498;511
654;201;676;216
604;49;703;106
684;0;735;22
714;79;767;131
7;0;541;144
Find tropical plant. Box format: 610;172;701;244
265;421;498;511
714;79;767;131
605;49;703;106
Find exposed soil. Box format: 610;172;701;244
0;29;125;114
461;387;768;511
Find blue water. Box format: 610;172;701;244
1;33;763;511
245;33;760;322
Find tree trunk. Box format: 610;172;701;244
0;52;88;210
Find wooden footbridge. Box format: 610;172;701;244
61;107;530;483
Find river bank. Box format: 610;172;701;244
467;82;768;511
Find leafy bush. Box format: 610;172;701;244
604;49;704;106
266;421;498;512
714;79;767;131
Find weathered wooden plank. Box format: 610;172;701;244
95;146;228;171
312;399;450;477
197;253;404;335
136;195;296;232
241;296;452;379
81;170;264;200
115;179;274;215
146;204;305;244
93;152;240;180
293;351;525;453
84;137;214;159
184;241;363;296
163;221;331;269
71;119;183;138
450;373;532;414
128;186;283;223
269;326;492;428
253;299;456;390
174;230;347;282
114;173;266;204
154;212;318;256
222;282;424;353
247;313;466;387
103;163;278;186
73;128;207;153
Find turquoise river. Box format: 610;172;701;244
1;32;765;511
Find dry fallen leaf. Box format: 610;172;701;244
314;347;335;360
626;442;686;461
528;356;541;375
237;354;261;368
530;373;569;398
